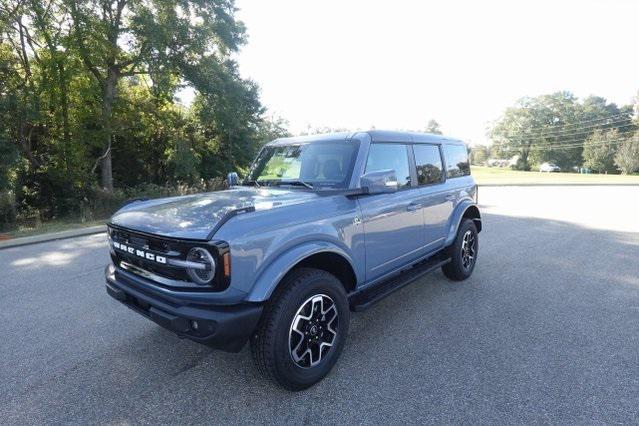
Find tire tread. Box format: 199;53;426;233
442;219;478;281
251;267;340;390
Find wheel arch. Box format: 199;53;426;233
294;252;357;293
445;202;482;246
244;243;359;303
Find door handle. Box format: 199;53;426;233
406;202;420;212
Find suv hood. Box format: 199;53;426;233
109;187;320;240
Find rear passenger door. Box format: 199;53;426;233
412;144;452;251
442;143;472;207
358;143;426;282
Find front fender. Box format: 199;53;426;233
243;241;358;303
444;200;481;246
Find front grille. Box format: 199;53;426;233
108;225;229;291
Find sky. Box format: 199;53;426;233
232;0;638;145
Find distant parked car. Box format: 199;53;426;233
487;158;510;168
540;162;561;173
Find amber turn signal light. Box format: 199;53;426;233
223;252;231;278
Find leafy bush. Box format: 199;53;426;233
0;191;16;231
615;132;639;174
582;129;620;174
2;178;227;233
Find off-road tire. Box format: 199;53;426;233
442;219;479;281
251;267;350;391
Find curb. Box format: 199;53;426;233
0;225;106;250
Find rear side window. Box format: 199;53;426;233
444;144;470;178
413;145;443;185
365;143;411;188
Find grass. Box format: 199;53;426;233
471;166;639;185
2;218;106;240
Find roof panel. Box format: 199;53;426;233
269;130;465;146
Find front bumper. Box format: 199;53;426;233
105;264;263;352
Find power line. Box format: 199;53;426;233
495;136;634;152
502;116;635;139
528;137;631;151
499;112;632;135
536;112;630;128
499;122;637;145
524;117;633;137
534;136;629;149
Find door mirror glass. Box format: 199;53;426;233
360;169;398;194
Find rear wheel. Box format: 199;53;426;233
251;268;350;391
442;219;478;281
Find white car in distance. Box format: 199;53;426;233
540;162;561;173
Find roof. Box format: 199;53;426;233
270;130;465;146
269;132;352;146
365;130;464;144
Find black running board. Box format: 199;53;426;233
348;254;451;312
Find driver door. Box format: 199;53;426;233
358;143;426;283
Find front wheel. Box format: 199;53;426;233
442;219;479;281
251;268;350;391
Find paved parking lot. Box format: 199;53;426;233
1;186;638;424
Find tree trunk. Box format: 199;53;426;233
100;67;119;192
56;60;72;176
100;150;113;191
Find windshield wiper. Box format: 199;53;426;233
273;180;314;189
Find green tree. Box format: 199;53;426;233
425;119;442;135
470;145;489;165
300;126;349;135
614;132;639;174
0;43;21;186
490;92;635;171
65;0;247;191
0;0;284;230
1;0;85;221
582;129;621;173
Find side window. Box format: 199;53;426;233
444;144;470;178
413;145;443;185
365;143;411;188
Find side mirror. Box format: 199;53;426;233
360;169;399;195
227;172;239;187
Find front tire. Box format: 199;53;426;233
251;268;350;391
442;219;479;281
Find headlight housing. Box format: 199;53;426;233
186;247;216;285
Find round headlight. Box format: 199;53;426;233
186;247;216;285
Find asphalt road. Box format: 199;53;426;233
1;186;638;424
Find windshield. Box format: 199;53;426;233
246;140;359;189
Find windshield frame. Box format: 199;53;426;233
245;139;360;190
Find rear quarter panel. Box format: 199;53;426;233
443;175;478;246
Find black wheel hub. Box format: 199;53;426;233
461;229;477;270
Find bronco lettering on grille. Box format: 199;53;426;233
112;241;166;264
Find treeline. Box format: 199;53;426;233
480;92;639;172
0;0;288;231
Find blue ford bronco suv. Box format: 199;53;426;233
105;130;481;390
